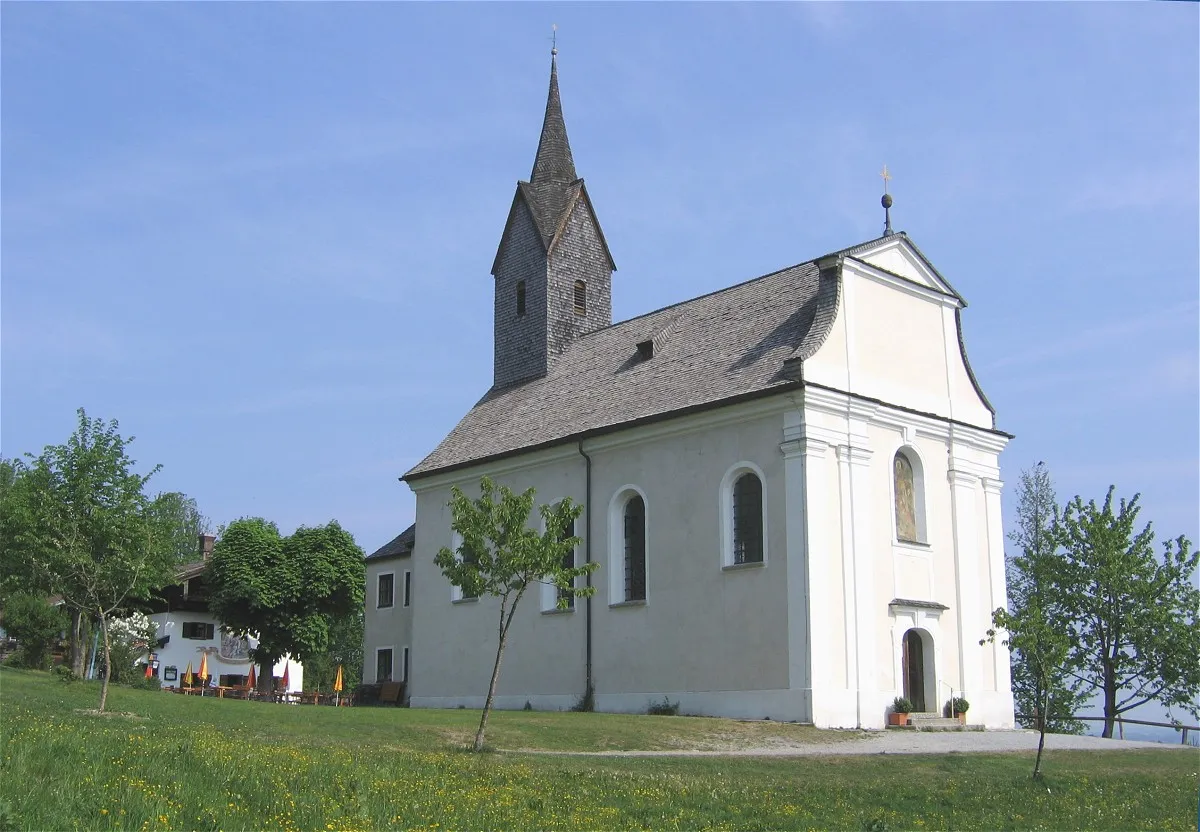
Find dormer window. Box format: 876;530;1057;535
573;280;586;315
516;281;526;316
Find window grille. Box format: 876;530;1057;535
573;280;587;315
732;473;764;564
623;496;646;601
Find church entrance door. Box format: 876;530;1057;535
902;629;928;712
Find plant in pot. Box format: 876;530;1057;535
950;696;969;723
890;696;913;726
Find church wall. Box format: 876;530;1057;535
586;407;791;704
849;276;952;419
493;200;549;388
406;400;798;717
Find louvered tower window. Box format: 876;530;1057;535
573;280;587;315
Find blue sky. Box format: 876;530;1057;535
3;4;1197;572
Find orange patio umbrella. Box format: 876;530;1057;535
280;661;290;691
246;664;257;690
144;663;153;680
197;653;209;696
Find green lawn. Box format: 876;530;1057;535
1;668;1195;831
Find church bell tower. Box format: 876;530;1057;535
490;51;616;389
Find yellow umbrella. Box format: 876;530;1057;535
198;652;209;681
183;662;194;687
333;665;344;707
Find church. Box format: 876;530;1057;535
365;52;1015;730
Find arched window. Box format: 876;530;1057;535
893;450;924;544
573;280;587;315
516;280;526;316
623;495;646;601
732;473;763;564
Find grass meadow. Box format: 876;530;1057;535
1;668;1196;831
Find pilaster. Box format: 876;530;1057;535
948;467;983;699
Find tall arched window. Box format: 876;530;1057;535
894;451;919;543
573;280;587;315
623;495;646;601
732;473;763;564
516;280;526;316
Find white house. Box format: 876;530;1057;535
145;536;302;693
368;53;1014;730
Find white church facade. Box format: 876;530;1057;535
371;54;1015;730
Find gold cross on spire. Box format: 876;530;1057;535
880;164;892;195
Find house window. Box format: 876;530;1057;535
573;280;586;315
732;473;764;564
403;571;412;607
893;448;927;544
376;648;393;683
377;572;395;609
623;495;646;601
182;622;215;640
516;280;526;316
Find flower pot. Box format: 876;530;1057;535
889;712;909;726
955;712;967;724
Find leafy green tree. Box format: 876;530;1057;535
436;477;597;752
301;607;364;693
0;593;67;670
148;492;212;563
1055;487;1199;738
4;409;177;711
1001;465;1087;735
206;518;365;691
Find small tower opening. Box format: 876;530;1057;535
573;280;587;315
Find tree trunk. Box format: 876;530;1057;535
474;599;517;752
1101;664;1117;738
98;611;112;713
70;610;87;676
1033;688;1049;779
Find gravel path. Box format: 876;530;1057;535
513;730;1188;758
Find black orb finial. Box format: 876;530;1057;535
881;193;893;209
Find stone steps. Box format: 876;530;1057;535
892;712;984;731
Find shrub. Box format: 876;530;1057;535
892;696;913;714
646;696;679;716
951;697;969;714
51;664;79;684
0;594;66;670
570;685;595;713
523;700;533;711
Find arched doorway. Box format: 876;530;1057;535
902;628;934;712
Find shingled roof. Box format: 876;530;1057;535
405;241;865;481
366;524;415;562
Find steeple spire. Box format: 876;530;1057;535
530;51;577;187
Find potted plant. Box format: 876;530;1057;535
950;696;969;724
890;696;913;726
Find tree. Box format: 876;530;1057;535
148;492;212;563
1002;465;1087;736
0;593;67;670
982;464;1082;779
1055;487;1199;738
435;477;598;752
5;409;177;711
301;607;364;694
206;518;365;691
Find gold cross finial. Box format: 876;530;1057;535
880;164;892;195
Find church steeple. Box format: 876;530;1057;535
490;49;617;390
530;54;577;188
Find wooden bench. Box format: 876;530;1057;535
378;681;405;705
